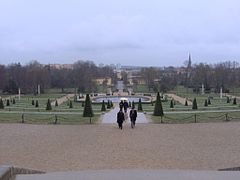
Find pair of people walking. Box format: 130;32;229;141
119;100;129;113
117;107;137;129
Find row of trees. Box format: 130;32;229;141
1;59;240;94
0;60;117;94
140;61;240;93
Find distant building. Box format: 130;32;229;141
113;69;122;79
48;64;74;70
93;77;112;86
131;75;146;85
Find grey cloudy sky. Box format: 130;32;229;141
0;0;240;66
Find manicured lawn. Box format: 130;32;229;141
0;112;100;124
133;84;154;93
151;111;240;124
1;90;240;125
0;93;107;124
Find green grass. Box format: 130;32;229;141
151;111;240;124
0;112;100;124
138;100;240;113
227;87;240;97
0;93;107;124
133;84;154;93
1;91;240;125
1;94;110;113
95;85;108;93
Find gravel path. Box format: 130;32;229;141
226;94;240;100
51;94;74;106
101;106;148;124
1;123;240;172
0;95;18;100
166;93;192;105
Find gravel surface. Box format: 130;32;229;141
51;94;74;106
101;107;148;123
166;93;192;105
1;123;240;172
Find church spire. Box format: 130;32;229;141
188;53;192;68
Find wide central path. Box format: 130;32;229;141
101;105;149;124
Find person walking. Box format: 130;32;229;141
117;110;124;129
129;107;137;128
123;100;129;113
119;100;124;111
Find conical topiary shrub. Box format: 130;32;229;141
107;100;111;109
208;98;211;105
55;100;58;107
32;99;35;106
0;99;4;109
83;94;93;117
13;98;16;104
192;98;198;110
227;96;230;103
138;98;143;111
35;100;39;107
151;100;154;106
6;99;10;106
185;99;188;106
101;100;106;111
69;100;73;108
129;101;131;107
74;95;77;102
132;101;135;109
233;97;237;105
170;99;174;108
46;99;52;110
111;101;113;108
204;99;208;107
153;92;164;116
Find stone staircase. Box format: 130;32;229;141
13;169;240;180
0;166;44;180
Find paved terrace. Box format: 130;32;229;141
15;170;240;180
1;123;240;172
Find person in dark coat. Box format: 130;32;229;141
117;110;124;129
129;107;137;127
119;100;124;111
123;100;129;113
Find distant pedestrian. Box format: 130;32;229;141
117;110;124;129
129;107;137;128
119;100;124;111
123;100;128;113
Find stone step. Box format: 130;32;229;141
0;166;12;180
15;169;240;180
0;166;44;180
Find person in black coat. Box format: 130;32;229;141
123;100;129;113
119;100;124;111
117;110;124;129
129;107;137;127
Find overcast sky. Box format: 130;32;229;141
0;0;240;66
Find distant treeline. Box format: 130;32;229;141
1;60;240;94
0;60;116;94
139;61;240;93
